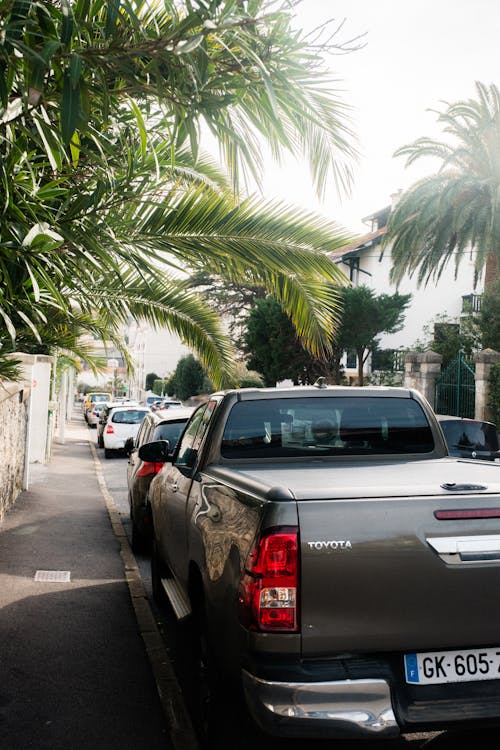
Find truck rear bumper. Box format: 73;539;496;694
242;670;399;739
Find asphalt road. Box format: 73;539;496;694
90;426;500;750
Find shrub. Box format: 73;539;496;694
488;362;500;428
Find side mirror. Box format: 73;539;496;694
138;440;171;463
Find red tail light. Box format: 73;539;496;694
105;424;114;434
238;526;299;632
137;461;163;477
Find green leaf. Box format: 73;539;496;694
29;40;61;93
17;310;42;343
60;0;74;46
4;0;32;47
70;130;80;167
0;61;8;109
175;34;204;55
0;308;16;342
32;114;62;172
61;69;80;145
69;53;82;88
128;98;147;157
105;0;121;38
22;222;64;249
40;40;62;64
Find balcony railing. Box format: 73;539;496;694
462;293;482;313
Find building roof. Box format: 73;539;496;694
328;225;387;262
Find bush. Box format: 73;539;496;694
488;362;500;428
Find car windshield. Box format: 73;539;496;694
221;397;435;459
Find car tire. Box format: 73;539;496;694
131;518;148;555
188;597;235;747
104;448;113;459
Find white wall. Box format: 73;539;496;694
356;245;483;350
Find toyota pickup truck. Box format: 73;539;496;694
140;384;500;742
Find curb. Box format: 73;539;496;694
89;439;200;750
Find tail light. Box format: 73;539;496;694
238;526;299;632
105;424;114;434
137;461;163;477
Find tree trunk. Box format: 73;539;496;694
357;348;364;386
485;252;498;289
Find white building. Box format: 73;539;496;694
77;322;190;399
328;192;484;376
126;321;190;399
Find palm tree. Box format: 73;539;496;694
385;82;500;289
0;0;359;385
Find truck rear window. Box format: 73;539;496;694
221;397;435;459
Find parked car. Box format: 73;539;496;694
125;407;195;552
87;401;106;428
102;405;149;458
83;391;110;421
437;414;500;461
158;399;183;409
96;400;139;447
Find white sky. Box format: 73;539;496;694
256;0;500;235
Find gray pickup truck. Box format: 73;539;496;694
141;384;500;742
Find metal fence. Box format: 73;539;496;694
434;351;475;418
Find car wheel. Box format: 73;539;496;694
131;517;148;555
104;448;113;459
188;597;234;747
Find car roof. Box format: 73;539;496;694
104;400;138;408
437;414;496;427
110;404;149;412
155;406;195;422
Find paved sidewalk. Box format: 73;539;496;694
0;417;197;750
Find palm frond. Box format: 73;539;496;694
386;82;500;286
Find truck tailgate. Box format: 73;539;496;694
296;462;500;657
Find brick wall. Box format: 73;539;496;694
0;384;29;521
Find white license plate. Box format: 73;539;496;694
405;647;500;685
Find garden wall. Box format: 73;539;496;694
0;383;29;521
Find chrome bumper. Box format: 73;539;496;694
242;671;399;739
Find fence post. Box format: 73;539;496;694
404;351;442;409
474;348;500;422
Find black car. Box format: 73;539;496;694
125;406;194;552
437;414;500;461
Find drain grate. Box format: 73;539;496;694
34;570;71;583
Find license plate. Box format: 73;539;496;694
405;647;500;685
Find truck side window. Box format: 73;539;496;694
174;399;219;468
175;405;208;468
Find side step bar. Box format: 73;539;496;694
161;577;192;621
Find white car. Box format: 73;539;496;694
87;401;107;428
102;406;150;458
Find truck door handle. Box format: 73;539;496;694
169;483;178;493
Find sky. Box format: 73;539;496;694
255;0;500;235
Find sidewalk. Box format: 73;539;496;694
0;416;198;750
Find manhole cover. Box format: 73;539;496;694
34;570;71;583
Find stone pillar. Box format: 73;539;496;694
11;353;54;486
474;348;500;422
404;351;443;410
